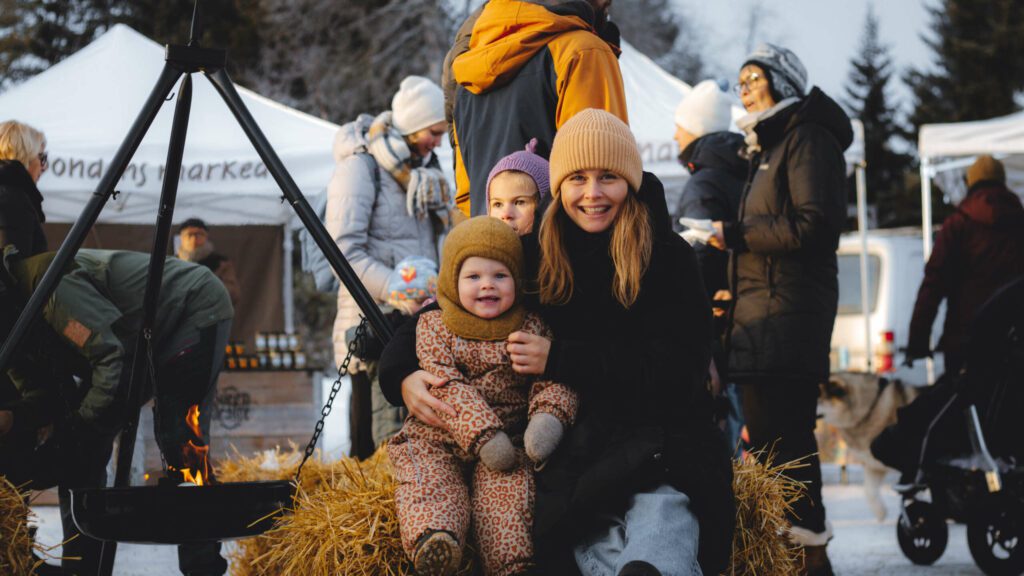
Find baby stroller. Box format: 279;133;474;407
886;276;1024;575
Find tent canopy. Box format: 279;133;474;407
0;24;340;225
919;111;1024;202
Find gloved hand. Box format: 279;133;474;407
407;167;452;220
478;431;516;472
524;412;563;463
679;217;714;246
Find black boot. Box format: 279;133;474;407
618;560;662;576
801;545;835;576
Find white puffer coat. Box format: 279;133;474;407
326;114;440;369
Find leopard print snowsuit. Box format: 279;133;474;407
388;310;578;576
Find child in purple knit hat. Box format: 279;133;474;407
485;138;550;235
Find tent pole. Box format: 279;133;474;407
283;227;295;333
920;157;937;383
855;163;872;371
920;157;934;259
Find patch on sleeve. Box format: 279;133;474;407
63;319;92;348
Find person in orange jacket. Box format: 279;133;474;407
447;0;628;217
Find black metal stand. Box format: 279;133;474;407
0;4;393;574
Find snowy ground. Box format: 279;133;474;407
30;465;982;575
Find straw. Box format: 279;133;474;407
727;450;808;575
0;474;52;576
220;446;475;576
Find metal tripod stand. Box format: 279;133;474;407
0;4;393;574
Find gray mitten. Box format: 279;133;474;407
524;412;563;463
478;431;516;472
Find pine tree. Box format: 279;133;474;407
905;0;1024;131
0;0;264;91
842;5;912;226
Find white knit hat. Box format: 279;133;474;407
674;80;733;138
391;76;445;135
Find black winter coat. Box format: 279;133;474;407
674;131;746;298
379;174;734;575
0;160;47;257
724;88;853;383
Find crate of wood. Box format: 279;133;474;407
139;370;319;481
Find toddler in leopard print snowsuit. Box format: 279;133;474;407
388;216;578;576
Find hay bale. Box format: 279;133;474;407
0;474;47;576
221;446;807;575
727;451;806;576
220;447;474;576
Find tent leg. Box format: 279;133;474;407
920;158;934;259
855;163;872;371
283;228;295;333
0;64;183;375
920;158;937;384
204;68;392;342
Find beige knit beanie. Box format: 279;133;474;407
549;109;643;195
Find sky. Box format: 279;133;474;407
667;0;935;111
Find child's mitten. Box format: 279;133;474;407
524;412;563;463
478;431;516;472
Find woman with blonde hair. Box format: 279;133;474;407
382;109;733;576
0;120;48;256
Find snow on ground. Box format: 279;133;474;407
31;465;983;575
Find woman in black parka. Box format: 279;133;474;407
711;44;852;576
0;120;48;257
381;110;733;576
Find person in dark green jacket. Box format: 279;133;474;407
0;248;233;576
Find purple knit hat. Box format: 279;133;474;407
485;138;550;207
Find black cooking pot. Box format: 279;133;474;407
70;480;295;544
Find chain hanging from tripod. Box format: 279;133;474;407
295;317;369;480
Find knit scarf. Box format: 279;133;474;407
366;111;453;223
735;97;799;155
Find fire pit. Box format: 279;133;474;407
70;480;295;544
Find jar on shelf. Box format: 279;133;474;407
255;332;268;352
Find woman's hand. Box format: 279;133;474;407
709;221;726;250
400;370;454;429
507;331;551;375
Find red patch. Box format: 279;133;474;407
400;265;417;283
63;319;92;348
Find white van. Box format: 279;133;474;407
830;227;945;385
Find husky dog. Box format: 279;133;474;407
818;371;920;520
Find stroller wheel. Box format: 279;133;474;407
897;500;948;565
967;494;1024;576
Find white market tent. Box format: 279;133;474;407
0;24;343;330
919;112;1024;256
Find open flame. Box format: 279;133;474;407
168;404;211;486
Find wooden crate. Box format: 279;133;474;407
139;370;319;482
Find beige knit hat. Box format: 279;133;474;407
549;109;643;195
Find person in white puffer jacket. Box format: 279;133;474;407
326;75;452;457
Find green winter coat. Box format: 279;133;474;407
7;249;233;428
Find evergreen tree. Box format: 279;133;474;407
842;5;912;226
905;0;1024;131
0;0;264;90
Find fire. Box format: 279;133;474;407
168;404;211;486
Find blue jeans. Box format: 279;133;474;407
573;484;703;576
